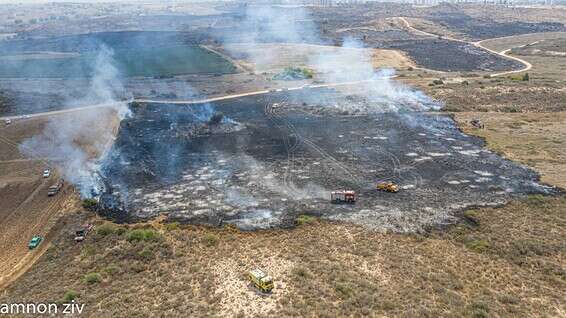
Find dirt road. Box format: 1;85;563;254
396;17;533;77
0;123;76;291
1;79;382;119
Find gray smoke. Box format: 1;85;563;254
222;6;438;113
19;45;130;197
311;37;438;112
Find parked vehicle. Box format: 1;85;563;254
42;169;51;178
247;268;274;293
331;190;356;204
74;224;94;242
47;179;64;196
28;236;43;250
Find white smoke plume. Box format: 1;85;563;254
222;6;438;112
311;37;438;112
19;45;131;197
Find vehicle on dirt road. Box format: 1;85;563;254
376;182;399;193
470;118;485;129
247;268;274;293
28;236;43;250
331;190;356;204
4;119;11;125
47;179;64;196
42;169;50;178
74;224;94;242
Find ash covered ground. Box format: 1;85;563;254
97;89;550;232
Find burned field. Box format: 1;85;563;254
386;39;523;72
97;89;550;232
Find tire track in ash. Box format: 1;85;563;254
269;98;366;189
263;96;302;196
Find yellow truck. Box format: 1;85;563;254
247;269;274;293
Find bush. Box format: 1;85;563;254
165;222;180;231
202;233;219;247
62;290;79;302
465;238;490;253
432;79;444;85
96;224;115;236
295;215;317;226
104;265;120;276
522;72;530;81
126;229;160;242
138;246;154;259
82;198;98;211
463;210;480;226
84;272;102;284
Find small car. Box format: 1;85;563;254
42;169;51;178
4;119;11;125
28;236;43;250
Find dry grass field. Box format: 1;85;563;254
0;193;564;318
224;43;415;74
455;112;566;189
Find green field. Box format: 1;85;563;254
0;45;236;78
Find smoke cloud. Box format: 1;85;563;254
19;45;130;197
221;5;438;113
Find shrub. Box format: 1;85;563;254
522;72;530;81
114;227;126;236
82;198;98;211
466;301;490;318
126;229;160;242
202;233;219;246
62;290;79;302
165;222;180;231
96;224;115;236
463;210;480;226
502;106;519;113
104;265;120;276
84;272;102;284
432;79;444;85
465;238;490;253
295;215;316;226
334;282;353;298
138;246;154;259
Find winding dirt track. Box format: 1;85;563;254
396;17;533;77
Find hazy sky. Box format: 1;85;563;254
0;0;218;4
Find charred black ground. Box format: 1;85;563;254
98;89;551;232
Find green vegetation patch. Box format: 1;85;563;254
126;229;160;242
0;45;236;78
84;272;102;284
295;214;317;226
273;67;313;81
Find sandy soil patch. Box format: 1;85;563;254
225;43;415;74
